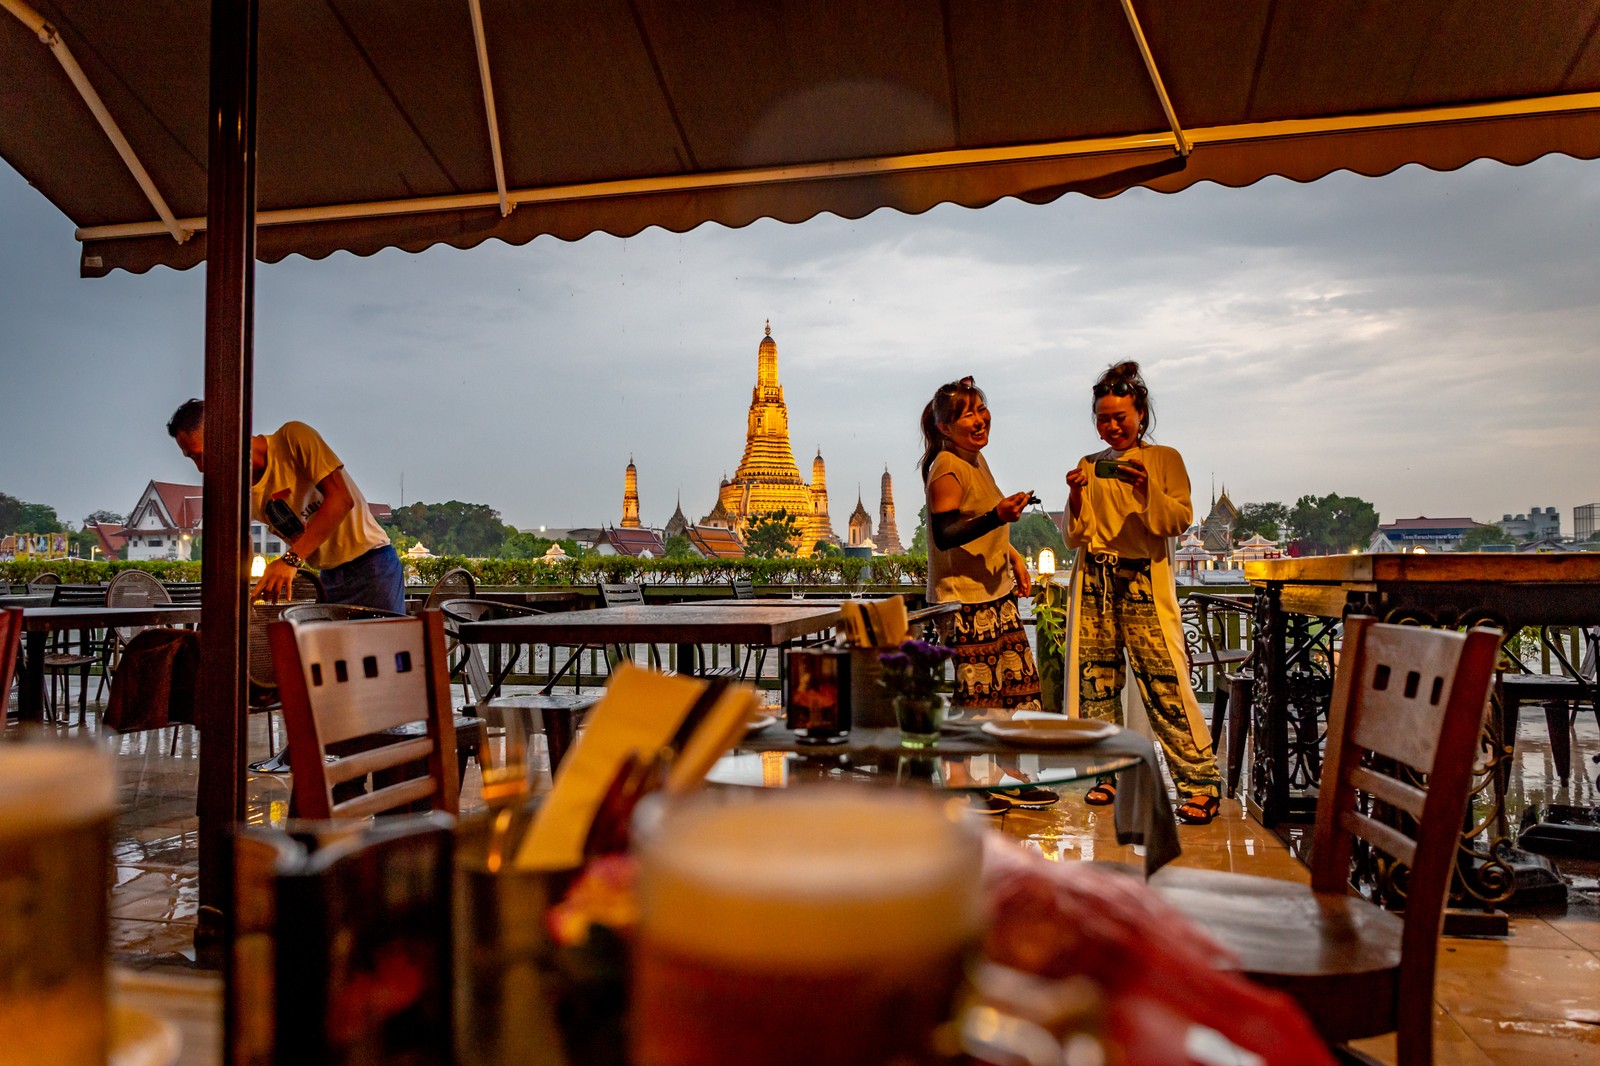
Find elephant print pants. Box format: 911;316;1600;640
941;591;1041;710
1077;557;1219;799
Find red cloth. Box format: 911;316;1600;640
982;837;1336;1066
104;628;199;733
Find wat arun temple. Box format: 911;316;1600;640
626;323;904;556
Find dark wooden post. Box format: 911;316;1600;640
195;0;258;960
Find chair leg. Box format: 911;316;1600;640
1209;682;1229;747
1225;675;1253;799
1543;700;1572;786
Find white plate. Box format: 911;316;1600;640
745;713;779;733
110;1005;181;1066
980;718;1119;747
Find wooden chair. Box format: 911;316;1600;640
1;607;22;716
1499;625;1597;787
440;598;599;774
268;610;460;819
1152;615;1501;1066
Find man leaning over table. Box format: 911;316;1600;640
167;398;405;615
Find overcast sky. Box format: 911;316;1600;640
2;150;1597;537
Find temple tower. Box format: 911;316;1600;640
809;449;841;547
664;494;689;540
621;456;641;528
876;466;904;554
847;493;874;548
718;322;819;554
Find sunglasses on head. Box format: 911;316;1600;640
1093;381;1144;398
940;375;976;393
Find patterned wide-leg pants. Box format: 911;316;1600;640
941;592;1042;710
1076;559;1219;798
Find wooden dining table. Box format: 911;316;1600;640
456;602;843;677
10;605;201;724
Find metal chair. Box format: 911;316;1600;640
247;569;325;759
1500;625;1598;787
268;611;460;819
1183;593;1257;797
44;582;107;725
440;598;599;774
1153;616;1502;1066
99;570;173;701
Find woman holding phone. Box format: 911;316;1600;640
1060;361;1221;825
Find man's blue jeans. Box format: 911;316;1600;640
319;544;406;615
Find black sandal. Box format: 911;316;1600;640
1176;794;1220;825
1084;782;1116;806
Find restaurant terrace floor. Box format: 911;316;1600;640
13;673;1600;1065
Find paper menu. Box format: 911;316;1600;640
514;663;761;871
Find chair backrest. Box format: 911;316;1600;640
268;610;459;820
423;567;476;611
163;581;204;604
438;599;543;704
598;582;644;607
50;583;107;607
28;572;61;588
1310;615;1500;1064
0;608;21;700
730;576;755;600
107;570;173;641
281;603;403;625
248;570;326;694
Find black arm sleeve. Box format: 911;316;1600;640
930;508;1003;551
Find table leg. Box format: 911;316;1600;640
19;630;46;723
676;641;696;677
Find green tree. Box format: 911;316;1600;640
811;540;843;557
84;509;125;526
1233;501;1289;542
1010;511;1066;560
744;509;803;557
662;533;696;559
1458;524;1511;551
0;493;64;533
909;504;928;554
387;500;516;557
1287;493;1379;555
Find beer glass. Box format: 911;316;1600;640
0;743;117;1066
632;789;982;1066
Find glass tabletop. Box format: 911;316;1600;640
706;747;1141;792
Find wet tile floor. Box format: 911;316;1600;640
18;681;1600;1064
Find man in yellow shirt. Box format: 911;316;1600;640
167;399;404;614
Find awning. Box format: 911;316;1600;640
4;0;1598;278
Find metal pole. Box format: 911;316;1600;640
195;0;257;962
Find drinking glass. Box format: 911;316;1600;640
632;789;981;1066
0;743;117;1066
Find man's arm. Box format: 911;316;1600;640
252;468;357;601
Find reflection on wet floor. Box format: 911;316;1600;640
17;679;1600;1064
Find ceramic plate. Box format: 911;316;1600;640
109;1005;181;1066
745;713;779;733
980;718;1119;747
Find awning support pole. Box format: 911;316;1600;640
1118;0;1192;157
467;0;512;217
1;0;189;241
194;0;257;968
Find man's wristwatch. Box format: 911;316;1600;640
280;549;303;569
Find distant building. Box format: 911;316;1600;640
847;495;874;549
1197;487;1239;554
664;497;690;540
686;526;746;559
121;480;389;562
621;457;642;528
876;467;904;554
809;451;841;548
1375;516;1479;552
595;527;666;558
1577;503;1600;542
1499;506;1560;541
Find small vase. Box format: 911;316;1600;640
893;694;944;749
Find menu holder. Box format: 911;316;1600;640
515;663;761;872
838;595;909;648
228;814;456;1066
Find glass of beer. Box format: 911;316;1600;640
632;789;982;1066
0;742;117;1066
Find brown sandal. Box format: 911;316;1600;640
1176;794;1220;825
1084;782;1116;806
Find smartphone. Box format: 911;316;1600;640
1093;459;1124;479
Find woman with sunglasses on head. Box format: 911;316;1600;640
920;376;1045;719
1060;361;1221;825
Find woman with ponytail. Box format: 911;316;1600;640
920;377;1044;724
1060;361;1222;825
